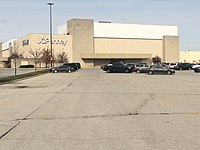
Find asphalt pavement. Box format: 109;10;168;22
0;68;36;78
0;69;200;150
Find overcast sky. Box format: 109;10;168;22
0;0;200;51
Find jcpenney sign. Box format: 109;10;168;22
37;37;67;46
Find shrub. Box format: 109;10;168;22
152;56;161;64
19;65;34;68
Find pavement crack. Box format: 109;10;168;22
21;113;138;120
7;111;200;122
23;79;77;120
0;121;20;139
133;93;154;114
56;79;76;94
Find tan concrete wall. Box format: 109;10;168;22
10;58;40;68
0;63;5;68
11;59;21;68
0;42;2;58
94;38;163;58
94;59;110;67
2;49;10;58
67;19;94;67
1;42;15;58
180;51;200;63
83;59;95;68
13;35;31;58
162;36;179;62
13;34;72;62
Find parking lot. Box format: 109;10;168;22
0;68;35;78
0;68;200;150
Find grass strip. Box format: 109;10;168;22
0;69;49;84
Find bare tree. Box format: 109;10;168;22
40;48;52;68
152;55;161;64
56;51;68;64
29;48;42;71
9;44;23;59
9;43;24;76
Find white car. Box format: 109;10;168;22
192;64;200;69
169;63;178;69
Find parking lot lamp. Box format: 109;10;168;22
47;2;54;67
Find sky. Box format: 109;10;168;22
0;0;200;51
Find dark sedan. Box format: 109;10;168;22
194;67;200;73
102;63;133;73
147;66;175;75
175;63;192;70
50;65;75;73
63;63;80;70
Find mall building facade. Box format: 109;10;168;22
0;18;180;68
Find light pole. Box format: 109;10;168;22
13;42;17;76
47;2;54;67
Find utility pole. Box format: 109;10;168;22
47;2;54;67
13;42;17;76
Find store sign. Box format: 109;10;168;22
37;37;67;46
22;39;29;46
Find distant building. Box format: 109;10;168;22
180;51;200;63
0;18;180;68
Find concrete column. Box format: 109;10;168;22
162;36;179;62
67;19;94;67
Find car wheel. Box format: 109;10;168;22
67;70;72;73
53;70;58;73
167;70;172;75
125;69;129;73
148;70;153;75
106;69;111;73
136;69;141;74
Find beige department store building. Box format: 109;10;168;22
0;18;180;68
180;51;200;63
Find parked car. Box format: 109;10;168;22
102;63;133;73
134;63;149;73
194;67;200;73
74;63;81;69
192;64;200;70
100;64;107;70
101;62;132;71
50;64;75;73
101;63;112;70
126;63;135;71
175;63;192;70
64;63;80;70
168;63;178;69
147;66;175;75
161;62;170;67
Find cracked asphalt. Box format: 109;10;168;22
0;68;200;150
